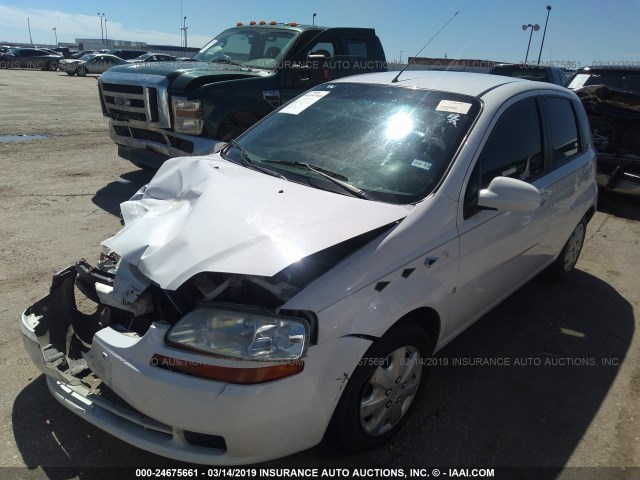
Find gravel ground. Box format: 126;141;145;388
0;69;638;479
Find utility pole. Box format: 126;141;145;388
27;18;33;44
52;27;57;46
105;19;108;44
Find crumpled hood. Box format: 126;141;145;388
575;85;640;118
103;156;411;290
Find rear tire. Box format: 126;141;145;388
326;323;433;452
546;217;587;280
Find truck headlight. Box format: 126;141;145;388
166;305;308;361
172;97;204;134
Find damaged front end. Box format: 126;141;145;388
575;84;640;196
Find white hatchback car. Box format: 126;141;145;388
21;71;597;464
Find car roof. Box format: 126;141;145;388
331;70;567;98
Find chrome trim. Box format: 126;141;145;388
109;120;220;157
98;71;171;128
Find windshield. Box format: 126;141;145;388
80;54;98;61
193;27;296;69
568;71;640;92
225;83;480;204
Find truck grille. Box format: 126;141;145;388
98;72;170;128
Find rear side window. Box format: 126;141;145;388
545;97;581;166
345;38;368;57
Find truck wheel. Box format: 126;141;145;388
217;112;258;142
326;323;433;451
546;217;587;280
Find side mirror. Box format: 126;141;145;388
477;176;541;212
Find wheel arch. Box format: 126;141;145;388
387;307;441;354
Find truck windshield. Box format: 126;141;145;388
193;28;297;69
226;83;481;205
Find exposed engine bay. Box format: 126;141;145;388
22;223;393;389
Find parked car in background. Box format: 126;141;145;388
489;63;567;86
20;71;597;464
59;53;127;76
567;66;640;196
0;48;62;70
70;50;96;59
107;49;149;60
52;47;72;58
129;53;177;63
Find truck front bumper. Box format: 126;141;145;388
110;120;221;160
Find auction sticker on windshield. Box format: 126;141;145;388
280;91;330;115
435;99;472;114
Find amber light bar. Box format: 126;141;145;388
151;354;304;384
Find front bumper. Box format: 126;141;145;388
59;63;78;72
110;120;221;159
20;266;371;464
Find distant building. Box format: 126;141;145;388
75;38;199;56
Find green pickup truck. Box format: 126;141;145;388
98;22;387;167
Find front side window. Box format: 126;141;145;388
225;84;480;204
464;97;543;218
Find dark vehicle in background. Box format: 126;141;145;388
98;22;387;167
489;63;567;86
567;66;640;196
107;49;149;60
52;47;72;58
59;53;128;76
0;48;62;70
129;53;177;63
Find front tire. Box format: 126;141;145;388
326;323;433;451
66;71;75;76
76;65;87;77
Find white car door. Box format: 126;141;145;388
447;94;555;339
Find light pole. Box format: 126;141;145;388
27;18;33;44
98;13;106;43
52;27;57;46
312;13;316;26
537;5;552;65
105;19;108;44
522;23;540;65
181;16;187;50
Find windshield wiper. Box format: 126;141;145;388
210;58;250;69
262;160;369;199
229;140;287;180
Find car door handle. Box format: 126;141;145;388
540;190;551;205
424;257;438;268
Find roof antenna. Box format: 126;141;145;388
392;11;459;83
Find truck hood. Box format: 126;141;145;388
105;62;271;93
103;156;411;290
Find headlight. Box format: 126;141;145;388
172;97;204;134
166;305;308;361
